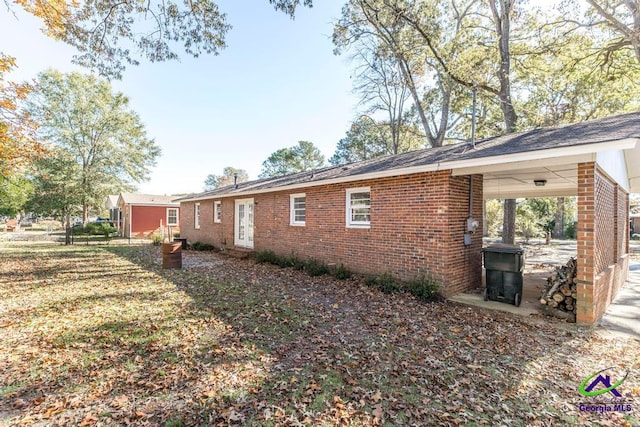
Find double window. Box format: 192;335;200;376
290;194;306;226
214;201;222;223
167;208;178;226
194;203;200;229
346;187;371;228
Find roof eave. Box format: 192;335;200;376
178;138;639;202
122;202;180;207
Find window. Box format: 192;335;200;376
214;201;222;223
290;194;306;226
194;203;200;229
167;208;178;226
346;187;371;228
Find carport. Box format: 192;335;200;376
449;113;640;324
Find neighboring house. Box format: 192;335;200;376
178;112;640;325
117;193;180;238
105;195;121;228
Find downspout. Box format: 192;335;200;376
469;175;474;218
128;205;132;244
465;83;478;246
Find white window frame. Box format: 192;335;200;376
166;208;179;226
194;203;200;229
214;201;222;223
289;193;306;226
346;187;371;228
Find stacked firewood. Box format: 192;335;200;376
539;258;577;314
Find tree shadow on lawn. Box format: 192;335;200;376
0;245;129;284
1;243;638;426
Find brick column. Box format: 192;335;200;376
576;162;596;324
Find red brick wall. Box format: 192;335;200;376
576;162;629;324
576;162;596;323
181;171;483;296
446;175;484;295
180;200;228;245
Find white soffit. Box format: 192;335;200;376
483;165;578;200
625;140;640;193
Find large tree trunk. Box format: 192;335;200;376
502;199;517;244
554;197;565;239
490;0;518;245
64;213;72;245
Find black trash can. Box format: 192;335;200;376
482;244;525;306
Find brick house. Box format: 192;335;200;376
179;112;640;325
117;193;180;238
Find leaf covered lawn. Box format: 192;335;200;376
0;242;638;426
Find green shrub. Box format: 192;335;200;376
255;249;278;264
151;235;163;246
87;222;117;235
191;241;216;251
405;274;442;301
632;233;640;241
565;221;577;239
364;275;377;287
374;272;400;294
304;258;330;276
164;417;185;427
73;222;117;237
255;251;306;269
366;272;443;301
332;263;351;280
274;254;293;268
289;254;306;270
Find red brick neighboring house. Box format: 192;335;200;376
178;112;640;325
117;193;180;238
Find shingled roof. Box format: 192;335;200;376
118;193;180;206
180;111;640;202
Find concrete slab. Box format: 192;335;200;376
450;241;640;335
450;242;572;320
597;260;640;341
448;292;540;317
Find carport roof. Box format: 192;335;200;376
179;112;640;202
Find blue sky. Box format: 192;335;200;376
1;0;359;195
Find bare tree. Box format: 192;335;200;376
350;39;414;154
585;0;640;64
334;0;460;147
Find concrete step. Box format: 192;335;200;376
222;248;255;259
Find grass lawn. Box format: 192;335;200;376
0;242;638;426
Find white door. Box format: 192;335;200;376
234;198;254;248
